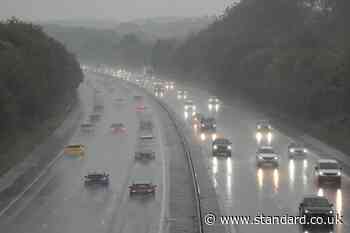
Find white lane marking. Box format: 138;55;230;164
155;100;168;233
0;150;64;217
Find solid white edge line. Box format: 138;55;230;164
157;109;168;233
0;150;65;217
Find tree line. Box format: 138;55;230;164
0;18;83;139
150;0;350;151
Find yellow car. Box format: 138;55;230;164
64;144;85;156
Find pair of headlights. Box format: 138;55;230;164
289;148;308;153
213;145;232;150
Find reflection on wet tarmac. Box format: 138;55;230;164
336;189;342;215
257;168;264;189
289;160;295;188
318;188;324;197
273;168;279;193
212;157;218;174
227;158;232;175
227;175;232;197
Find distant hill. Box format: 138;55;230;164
114;16;214;40
42;16;213;41
41;18;120;29
42;16;213;66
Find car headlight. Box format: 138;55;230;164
213;145;218;150
290;148;295;153
303;149;308;153
319;171;324;175
337;171;341;176
274;156;278;160
304;209;309;214
329;210;334;214
228;145;232;150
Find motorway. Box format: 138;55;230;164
1;67;350;233
157;82;350;233
0;72;178;233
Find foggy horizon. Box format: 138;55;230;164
0;0;234;22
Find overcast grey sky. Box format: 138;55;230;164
0;0;234;22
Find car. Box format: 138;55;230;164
93;104;104;112
80;123;94;133
212;138;232;156
129;181;157;195
299;196;335;224
110;123;126;133
200;117;217;132
208;96;220;104
163;81;175;90
114;97;125;102
84;172;109;186
133;95;143;101
140;120;153;130
64;144;85;156
315;159;342;186
139;134;155;140
135;149;156;161
136;104;148;112
256;146;279;167
192;112;204;123
288;142;308;158
184;100;196;112
89;114;101;122
177;90;188;100
154;87;165;97
255;121;273;142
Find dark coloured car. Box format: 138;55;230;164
212;138;232;156
93;104;104;112
192;112;204;124
84;172;109;186
200;117;217;132
299;196;335;224
80;123;94;133
133;95;143;101
129;181;157;195
140;120;154;130
135;149;156;161
89;114;101;122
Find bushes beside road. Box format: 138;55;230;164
150;0;350;153
0;18;83;173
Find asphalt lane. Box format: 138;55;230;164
0;73;168;233
159;83;350;233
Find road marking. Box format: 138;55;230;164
0;150;64;217
156;104;168;233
